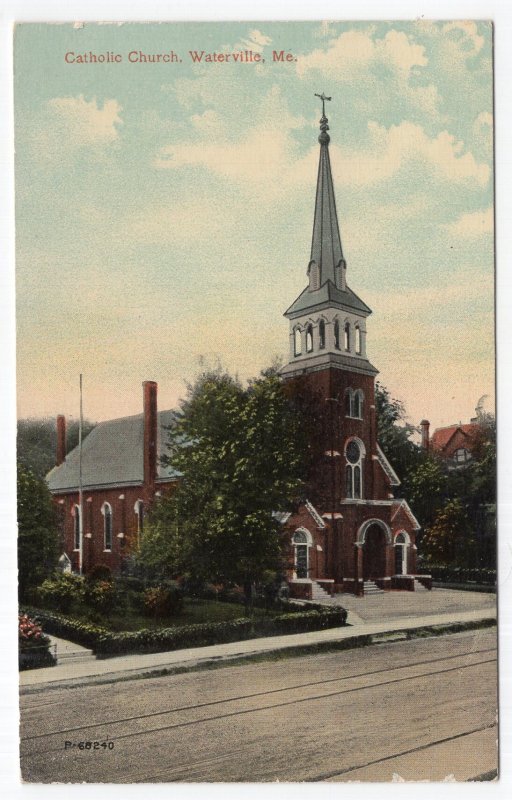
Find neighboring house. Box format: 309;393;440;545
279;104;423;597
420;419;480;469
46;382;179;574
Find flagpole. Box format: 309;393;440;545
78;373;84;575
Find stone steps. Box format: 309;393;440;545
311;582;332;601
414;579;429;592
363;580;385;596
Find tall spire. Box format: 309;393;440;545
309;94;345;289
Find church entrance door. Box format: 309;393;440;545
363;524;386;579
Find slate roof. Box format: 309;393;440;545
284;280;372;318
46;410;180;492
310;136;345;286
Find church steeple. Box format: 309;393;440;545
281;95;376;378
309;94;346;291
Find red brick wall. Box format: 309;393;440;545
55;480;177;574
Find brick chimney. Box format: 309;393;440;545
420;419;430;452
56;414;66;466
143;381;158;489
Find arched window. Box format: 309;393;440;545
344;322;351;352
294;328;302;356
394;532;409;575
135;500;144;537
355;326;361;355
306;324;313;353
352;390;363;419
345;439;364;499
102;503;113;551
73;505;81;551
292;529;310;578
334;319;340;350
345;388;352;417
318;319;326;349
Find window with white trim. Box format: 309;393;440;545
294;327;302;356
345;440;364;499
334;319;340;350
73;505;81;551
453;448;472;464
344;322;351;352
306;324;313;353
355;326;361;354
318;319;326;349
102;503;113;551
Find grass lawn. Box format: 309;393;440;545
77;598;271;632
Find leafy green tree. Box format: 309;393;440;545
17;463;59;598
421;499;476;567
17;417;96;479
375;381;424;489
137;367;309;599
407;457;447;531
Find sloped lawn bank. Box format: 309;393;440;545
21;604;347;658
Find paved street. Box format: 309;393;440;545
20;627;497;783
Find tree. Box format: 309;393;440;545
421;499;476;567
17;463;59;598
137;367;309;598
375;381;424;488
407;457;447;531
17;417;96;479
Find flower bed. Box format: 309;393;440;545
19;613;56;671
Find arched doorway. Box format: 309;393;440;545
362;524;387;580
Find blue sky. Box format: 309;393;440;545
14;20;494;431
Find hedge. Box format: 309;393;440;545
21;606;347;657
21;606;110;650
424;566;496;586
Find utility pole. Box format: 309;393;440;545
78;374;84;575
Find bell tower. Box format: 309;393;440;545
281;94;376;382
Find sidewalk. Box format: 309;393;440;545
20;606;496;692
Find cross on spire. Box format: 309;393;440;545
314;92;332;117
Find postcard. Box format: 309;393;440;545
15;20;496;783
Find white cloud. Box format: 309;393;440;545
297;28;428;81
332;121;489;188
235;29;272;54
442;207;494;239
47;95;122;145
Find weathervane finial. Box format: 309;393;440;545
314;92;332;144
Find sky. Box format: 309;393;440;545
14;20;495;432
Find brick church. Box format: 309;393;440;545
46;97;427;595
278;98;425;597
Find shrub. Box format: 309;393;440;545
21;606;109;650
86;564;113;583
424;564;496;586
83;580;117;614
18;613;56;670
37;573;84;613
143;583;184;618
20;604;347;657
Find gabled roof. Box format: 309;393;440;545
391;499;421;530
46;410;180;492
284;280;372;318
431;423;479;452
376;444;401;487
